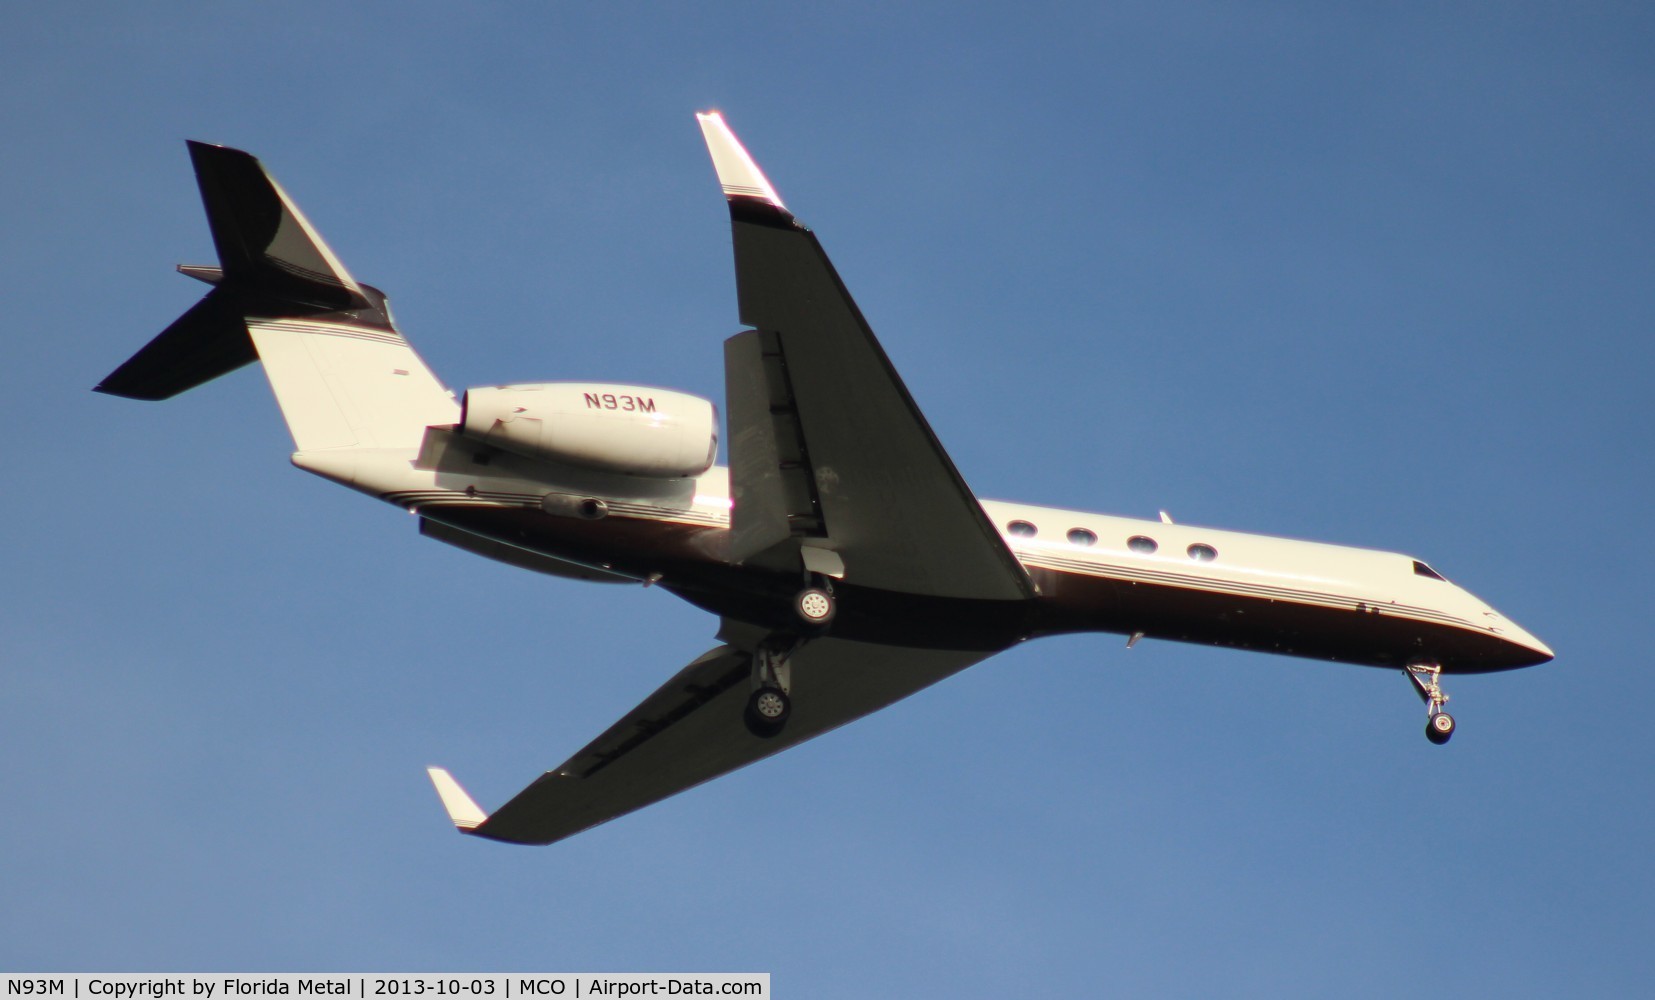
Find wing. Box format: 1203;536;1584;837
425;116;1026;846
429;627;990;845
701;112;1035;602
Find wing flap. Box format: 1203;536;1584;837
723;330;817;567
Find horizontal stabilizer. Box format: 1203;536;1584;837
178;264;223;285
426;767;488;831
187;141;370;310
94;287;256;400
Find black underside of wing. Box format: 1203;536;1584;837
721;194;1035;602
471;637;991;845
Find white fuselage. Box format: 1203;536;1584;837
292;443;1552;673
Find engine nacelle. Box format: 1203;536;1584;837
460;382;718;478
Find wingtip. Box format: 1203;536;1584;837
426;766;489;832
696;110;786;209
185;138;254;163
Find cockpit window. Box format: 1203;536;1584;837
1007;520;1037;538
1413;560;1446;581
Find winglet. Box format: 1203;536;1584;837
426;767;489;832
696;111;787;209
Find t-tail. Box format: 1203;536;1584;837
96;142;457;452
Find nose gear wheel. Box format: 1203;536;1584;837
1406;661;1455;745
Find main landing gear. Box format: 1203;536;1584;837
793;581;836;629
745;575;837;738
1406;661;1456;745
744;640;798;739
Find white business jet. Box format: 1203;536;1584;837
97;113;1552;846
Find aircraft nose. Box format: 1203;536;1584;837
1499;619;1554;667
1475;598;1553;668
1521;634;1555;665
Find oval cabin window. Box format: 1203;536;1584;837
1188;543;1218;562
1127;535;1158;554
1067;528;1097;547
1007;520;1037;538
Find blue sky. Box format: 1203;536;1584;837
3;3;1651;994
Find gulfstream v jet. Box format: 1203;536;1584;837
96;113;1552;846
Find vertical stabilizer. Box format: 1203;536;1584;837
246;301;457;452
97;142;458;451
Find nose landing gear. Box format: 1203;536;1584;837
1406;661;1456;745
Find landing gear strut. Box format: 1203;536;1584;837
748;567;836;737
1406;661;1456;745
744;640;798;739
